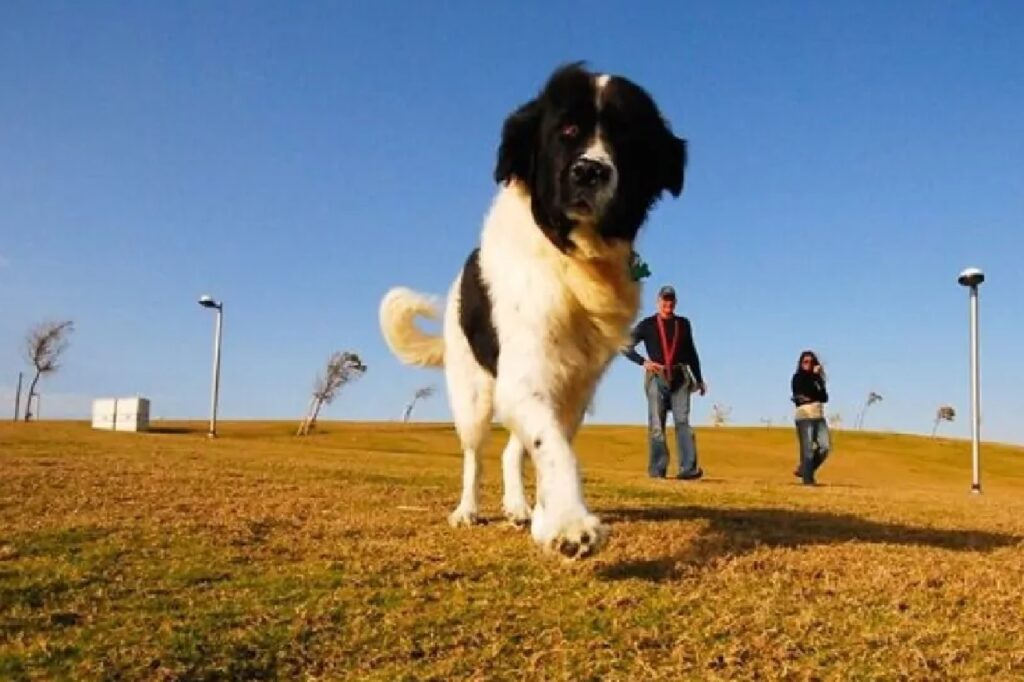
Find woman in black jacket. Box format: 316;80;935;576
791;350;831;485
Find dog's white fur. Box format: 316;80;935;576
380;176;640;559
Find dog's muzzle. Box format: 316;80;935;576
570;158;613;189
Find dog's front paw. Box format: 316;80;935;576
502;497;532;529
531;507;609;560
448;505;482;528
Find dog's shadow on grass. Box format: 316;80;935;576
597;505;1022;583
147;426;199;435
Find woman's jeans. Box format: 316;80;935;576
795;417;831;483
646;373;699;477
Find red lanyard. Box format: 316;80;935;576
655;315;680;380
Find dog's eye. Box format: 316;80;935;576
560;124;580;140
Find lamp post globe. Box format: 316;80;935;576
957;267;985;288
198;294;222;309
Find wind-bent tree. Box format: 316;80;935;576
402;385;436;423
297;351;367;436
711;403;732;427
23;320;74;422
932;405;956;437
855;391;883;430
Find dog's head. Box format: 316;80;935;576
494;62;686;252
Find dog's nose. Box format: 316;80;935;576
570;158;612;188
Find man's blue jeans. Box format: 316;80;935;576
646;373;699;477
795;417;830;484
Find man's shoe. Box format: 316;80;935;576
676;468;704;481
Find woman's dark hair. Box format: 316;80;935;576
797;350;820;372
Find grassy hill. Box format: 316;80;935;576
2;421;1022;679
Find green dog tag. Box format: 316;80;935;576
630;251;651;281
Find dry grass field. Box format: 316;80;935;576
2;420;1023;680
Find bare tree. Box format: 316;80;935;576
23;320;74;422
711;403;732;427
855;391;883;430
931;405;956;437
296;351;367;436
828;412;843;429
402;385;436;423
759;417;773;429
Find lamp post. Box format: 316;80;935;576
198;295;224;438
957;268;984;494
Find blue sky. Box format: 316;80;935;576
2;2;1022;444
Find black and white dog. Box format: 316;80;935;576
380;63;686;559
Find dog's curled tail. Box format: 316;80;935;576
379;287;445;368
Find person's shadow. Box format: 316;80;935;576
597;505;1021;582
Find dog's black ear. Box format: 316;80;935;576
660;132;687;198
494;98;542;185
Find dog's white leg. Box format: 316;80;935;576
523;400;588;536
450;447;483;527
500;434;531;528
496;383;607;559
447;384;493;527
444;290;495;528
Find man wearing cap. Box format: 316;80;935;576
621;285;707;479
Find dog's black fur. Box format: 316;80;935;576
458;248;500;375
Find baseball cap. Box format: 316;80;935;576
657;285;676;300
